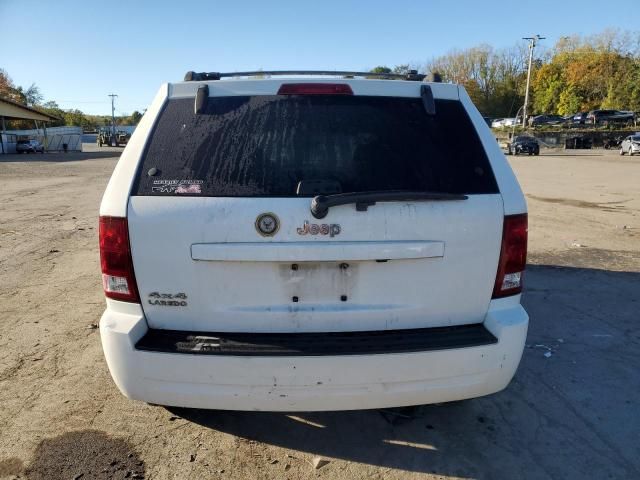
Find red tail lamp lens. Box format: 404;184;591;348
492;214;528;298
99;216;140;303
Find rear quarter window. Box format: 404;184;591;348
133;95;498;196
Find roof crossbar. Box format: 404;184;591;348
184;70;427;82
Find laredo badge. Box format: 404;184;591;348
148;292;188;307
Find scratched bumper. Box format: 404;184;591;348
99;298;528;411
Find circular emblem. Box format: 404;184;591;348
255;213;279;237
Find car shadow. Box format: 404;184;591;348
167;264;640;478
169;402;488;477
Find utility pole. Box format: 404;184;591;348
522;35;545;127
108;94;118;145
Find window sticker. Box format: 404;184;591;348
152;179;203;194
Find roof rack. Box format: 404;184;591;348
184;70;427;82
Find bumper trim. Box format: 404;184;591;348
135;324;497;356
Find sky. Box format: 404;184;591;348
1;0;636;115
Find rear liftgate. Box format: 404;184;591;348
127;79;506;341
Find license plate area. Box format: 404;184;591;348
279;261;357;303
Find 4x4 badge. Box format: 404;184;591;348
255;213;279;236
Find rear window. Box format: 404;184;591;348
133;95;498;196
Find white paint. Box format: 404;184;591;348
169;78;459;100
128;195;503;333
99;299;528;411
191;240;445;262
98;76;529;409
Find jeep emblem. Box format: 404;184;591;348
255;213;279;236
297;220;341;237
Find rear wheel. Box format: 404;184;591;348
513;148;519;156
620;147;625;155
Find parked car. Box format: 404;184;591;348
508;135;540;155
619;134;640;156
586;110;635;125
16;139;44;154
98;70;529;411
529;114;564;126
491;117;518;128
571;112;589;124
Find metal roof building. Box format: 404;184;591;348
0;96;59;154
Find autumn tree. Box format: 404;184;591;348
0;68;22;103
425;44;529;117
532;30;640;115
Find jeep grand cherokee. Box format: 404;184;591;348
98;70;529;411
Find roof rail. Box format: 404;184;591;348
183;70;426;82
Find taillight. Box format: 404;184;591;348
277;83;353;95
99;216;140;303
492;214;528;298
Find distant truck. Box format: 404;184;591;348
97;129;131;147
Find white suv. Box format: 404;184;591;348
99;70;529;411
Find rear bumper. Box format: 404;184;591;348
100;299;528;411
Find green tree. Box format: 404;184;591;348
63;109;88;127
129;111;143;125
532;63;565;114
557;85;581;115
23;83;43;106
369;66;392;74
392;64;410;74
39;101;65;127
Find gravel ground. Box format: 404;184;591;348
0;147;638;479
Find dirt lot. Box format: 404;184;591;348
0;148;639;480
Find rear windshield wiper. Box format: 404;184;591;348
310;190;468;219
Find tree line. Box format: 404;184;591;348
376;29;640;118
2;29;639;127
0;68;143;130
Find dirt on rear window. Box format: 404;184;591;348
133;95;498;197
